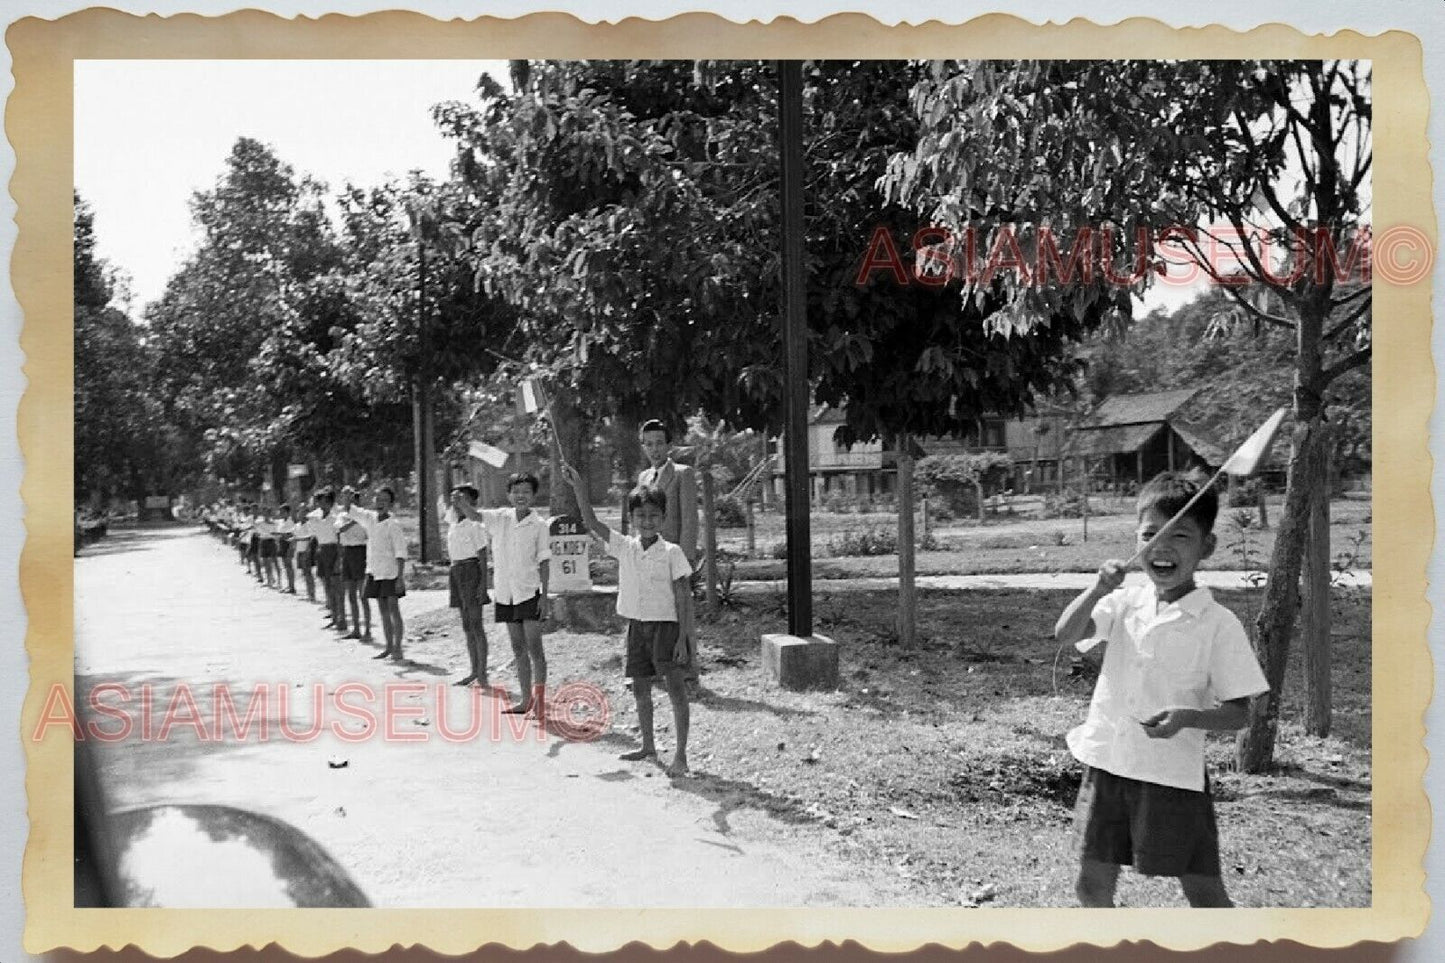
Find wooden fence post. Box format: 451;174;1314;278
745;498;756;555
896;436;917;648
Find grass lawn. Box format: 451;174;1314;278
491;585;1371;908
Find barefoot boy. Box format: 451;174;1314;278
443;485;491;688
336;485;373;643
563;464;695;776
1054;471;1268;907
455;472;550;716
337;486;409;661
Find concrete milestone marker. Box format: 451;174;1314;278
761;633;839;691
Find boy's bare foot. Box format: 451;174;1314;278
361;631;374;643
372;650;392;660
345;630;361;640
454;674;477;687
501;701;531;715
666;753;690;777
619;748;657;762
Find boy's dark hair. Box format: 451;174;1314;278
314;488;335;507
1137;470;1218;534
507;472;540;494
376;486;395;502
639;418;671;442
278;503;290;513
452;484;480;504
627;484;668;514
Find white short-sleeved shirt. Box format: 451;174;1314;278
444;509;489;564
1067;583;1269;791
477;508;551;604
607;530;693;622
336;503;369;546
338;506;408;580
309;508;340;545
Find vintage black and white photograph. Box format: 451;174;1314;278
67;54;1375;912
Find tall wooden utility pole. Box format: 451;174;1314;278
778;60;812;638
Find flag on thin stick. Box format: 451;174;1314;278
1124;406;1291;569
1220;407;1289;477
520;377;548;415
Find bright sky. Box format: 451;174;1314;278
75;59;510;308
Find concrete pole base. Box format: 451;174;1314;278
546;588;622;635
761;633;839;691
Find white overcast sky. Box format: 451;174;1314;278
75;59;510;308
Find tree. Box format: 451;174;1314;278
437;61;1130;645
892;60;1372;767
74;194;182;506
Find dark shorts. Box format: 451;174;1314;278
340;544;367;581
363;575;406;599
494;593;540;624
1073;765;1221;878
624;619;682;679
258;537;276;559
448;558;490;613
316;542;339;577
296;543;313;567
278;539;293;559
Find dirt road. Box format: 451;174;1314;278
75;527;910;907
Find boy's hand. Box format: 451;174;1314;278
561;464;583;490
1095;560;1127;595
673;630;690;666
1139;707;1197;739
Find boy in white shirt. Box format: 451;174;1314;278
1055;471;1269;907
276;503;298;594
291;502;317;602
337;486;409;661
563;464;695;777
454;472;551;717
336;485;373;643
310;489;344;631
442;485;491;688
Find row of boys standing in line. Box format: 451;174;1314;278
202;419;702;771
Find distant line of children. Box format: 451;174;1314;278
200;420;700;776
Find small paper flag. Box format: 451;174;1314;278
1221;407;1289;477
468;440;510;469
520;378;548;414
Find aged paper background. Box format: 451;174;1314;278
8;6;1434;958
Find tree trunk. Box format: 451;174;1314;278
973;478;985;523
896;435;917;648
412;379;442;563
614;411;641;534
548;388;586;520
1237;296;1328;772
702;470;719;612
1302;440;1333;737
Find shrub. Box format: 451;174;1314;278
824;527;939;557
821;491;851;514
769;539;789;560
714;493;747;528
914;452;1014;518
1042;488;1088;518
1227;478;1263;508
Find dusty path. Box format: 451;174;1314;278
75;527;912;907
